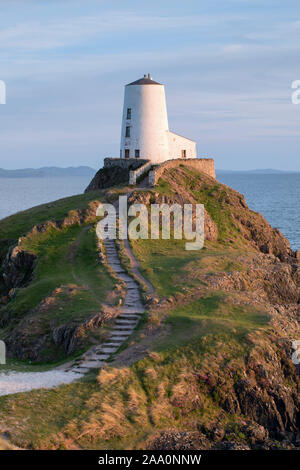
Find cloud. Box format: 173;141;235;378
1;1;300;170
0;12;246;51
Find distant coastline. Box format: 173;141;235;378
0;166;298;179
0;166;96;178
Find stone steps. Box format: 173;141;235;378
65;229;146;372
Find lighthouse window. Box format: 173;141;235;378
125;149;130;159
135;149;140;158
125;126;131;138
126;108;131;119
181;149;187;158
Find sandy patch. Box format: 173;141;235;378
0;370;80;396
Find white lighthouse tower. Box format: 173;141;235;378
120;74;197;164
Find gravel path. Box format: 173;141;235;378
0;370;80;396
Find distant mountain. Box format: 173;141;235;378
217;168;299;174
0;166;96;178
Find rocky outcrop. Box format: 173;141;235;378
85;166;130;192
85;159;150;192
2;246;36;292
5;309;118;362
196;252;300;305
52;310;116;356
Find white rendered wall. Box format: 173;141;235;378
120;83;170;164
167;131;197;159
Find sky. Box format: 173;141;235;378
0;0;300;171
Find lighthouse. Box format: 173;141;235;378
120;74;197;164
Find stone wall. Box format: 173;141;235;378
129;160;153;185
104;158;149;170
148;158;215;186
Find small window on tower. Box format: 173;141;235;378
135;149;140;159
181;149;187;158
125;149;130;159
127;108;131;119
125;126;131;138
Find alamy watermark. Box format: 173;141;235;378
291;80;300;104
0;80;6;104
0;340;6;365
96;196;205;251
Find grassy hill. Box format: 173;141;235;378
0;187;127;364
0;167;299;450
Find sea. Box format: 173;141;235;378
0;173;299;251
0;176;91;220
217;172;300;251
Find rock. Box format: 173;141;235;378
216;441;251;450
244;423;269;443
204;208;218;241
52;311;114;355
85;166;129;192
2;246;36;292
212;423;225;442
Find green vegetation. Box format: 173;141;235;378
157;166;246;243
0;223;116;362
0;190;102;244
0;189;124;363
155;294;269;351
0;293;270;449
131;237;244;297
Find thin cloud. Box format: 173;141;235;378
0;12;246;51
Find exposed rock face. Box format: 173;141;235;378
5;308;118;362
85;166;130;192
52;310;116;355
197;252;300;305
2;246;36;292
85;159;150;192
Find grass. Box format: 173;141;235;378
157;166;246;244
130;237;245;297
0;190;102;244
0;222;116;363
4;225;114;321
0;186;137;362
0;291;271;449
153;293;270;351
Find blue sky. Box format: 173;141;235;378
0;0;299;170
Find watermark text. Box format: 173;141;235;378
96;196;205;251
0;80;6;104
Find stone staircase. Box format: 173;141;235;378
68;209;146;375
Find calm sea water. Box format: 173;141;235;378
217;172;300;251
0;176;91;221
0;173;299;251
